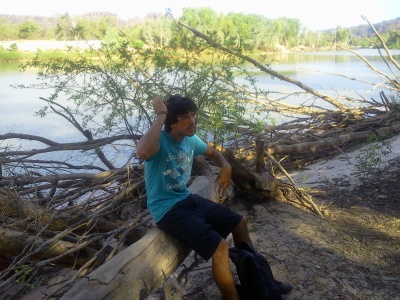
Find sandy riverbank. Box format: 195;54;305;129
0;40;101;52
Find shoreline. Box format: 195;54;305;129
0;40;102;52
0;40;339;54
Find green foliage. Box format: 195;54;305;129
0;44;23;61
18;33;265;147
15;265;35;289
336;26;350;45
355;134;393;185
33;49;77;60
140;15;173;46
130;39;145;49
18;21;39;39
8;43;19;52
276;17;302;47
1;9;398;52
351;35;372;48
0;17;18;40
386;30;400;48
102;27;124;50
56;13;83;40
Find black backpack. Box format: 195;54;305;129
229;242;283;300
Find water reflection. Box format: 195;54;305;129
254;49;400;65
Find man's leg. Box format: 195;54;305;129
212;239;239;300
231;216;294;295
232;216;253;247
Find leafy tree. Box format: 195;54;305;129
386;30;400;48
18;21;39;39
8;43;18;51
172;8;220;50
277;17;301;47
179;7;218;33
336;26;350;46
141;15;172;46
223;13;253;49
55;13;86;40
19;29;264;147
0;18;18;40
124;23;143;42
0;9;398;51
255;17;276;50
90;16;120;39
0;44;23;61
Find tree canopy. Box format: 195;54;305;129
1;9;399;53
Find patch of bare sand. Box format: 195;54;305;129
0;40;101;52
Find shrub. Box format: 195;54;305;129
355;134;393;185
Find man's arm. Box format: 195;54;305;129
204;145;232;193
136;96;167;160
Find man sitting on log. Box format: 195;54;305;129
137;94;290;299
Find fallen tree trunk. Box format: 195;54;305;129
267;131;374;155
266;121;400;155
0;190;124;233
224;150;277;199
60;228;190;300
0;227;102;268
52;159;222;299
59;153;321;299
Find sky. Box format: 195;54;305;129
2;0;399;31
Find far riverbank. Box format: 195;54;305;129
0;39;334;55
0;40;102;52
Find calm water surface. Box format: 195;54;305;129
1;49;399;167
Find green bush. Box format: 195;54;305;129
0;45;23;61
130;39;145;49
8;43;19;51
355;134;393;185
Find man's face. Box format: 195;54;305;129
170;111;197;140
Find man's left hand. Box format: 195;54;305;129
215;165;232;195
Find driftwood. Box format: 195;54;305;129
0;157;237;298
0;191;121;233
266;123;400;155
0;227;103;267
57;158;227;299
60;228;190;300
57;152;324;299
224;150;277;199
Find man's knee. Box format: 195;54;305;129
232;216;252;247
212;239;229;260
234;216;248;232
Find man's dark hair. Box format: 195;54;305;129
164;94;197;132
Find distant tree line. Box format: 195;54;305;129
0;8;399;50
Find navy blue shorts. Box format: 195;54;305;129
156;194;243;261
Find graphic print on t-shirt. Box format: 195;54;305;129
163;149;194;191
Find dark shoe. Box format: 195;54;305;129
275;280;294;295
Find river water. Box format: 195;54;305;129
1;49;399;169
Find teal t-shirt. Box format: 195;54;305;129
144;131;208;223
